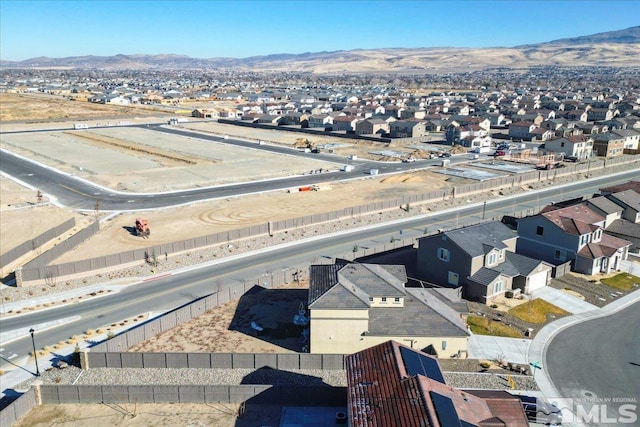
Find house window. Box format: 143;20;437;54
394;297;401;303
580;234;590;245
536;226;544;236
381;297;387;303
561;142;565;147
487;252;498;266
448;271;459;286
494;280;505;294
554;249;567;261
438;248;450;262
441;341;447;351
369;297;374;302
593;229;602;242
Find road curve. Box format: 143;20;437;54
545;300;640;427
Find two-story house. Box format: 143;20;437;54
354;118;390;135
389;120;428;138
516;204;631;275
543;135;594;159
593;132;625;157
307;263;469;355
416;222;551;303
508;121;537;140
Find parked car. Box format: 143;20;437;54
494;149;510;157
439;152;451;158
564;155;579;162
513;394;563;425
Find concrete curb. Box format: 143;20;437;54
528;289;640;399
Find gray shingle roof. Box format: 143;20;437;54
444;221;516;257
308;263;406;309
606;219;640;239
468;268;502;287
367;288;469;337
608;191;640;212
338;264;407;297
495;252;546;277
588;196;624;215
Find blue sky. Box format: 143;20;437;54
1;0;639;60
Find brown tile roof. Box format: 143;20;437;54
346;341;528;427
600;181;640;194
542;205;604;235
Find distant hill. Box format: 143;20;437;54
542;25;640;45
2;26;639;73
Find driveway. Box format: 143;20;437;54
531;286;598;314
467;335;531;364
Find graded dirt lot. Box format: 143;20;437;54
0;176;92;253
14;402;258;427
129;280;310;354
53;171;453;263
0;93;164;124
0;126;340;191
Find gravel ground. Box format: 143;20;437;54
16;364;537;391
4;159;639;307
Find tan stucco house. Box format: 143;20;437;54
307;263;469;356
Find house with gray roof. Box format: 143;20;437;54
307;263;469;356
607;191;640;223
416;221;551;303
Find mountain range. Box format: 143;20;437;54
2;26;639;73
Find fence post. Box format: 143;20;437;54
15;266;23;288
79;351;90;370
32;380;43;405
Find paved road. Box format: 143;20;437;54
0;124;450;210
2;171;638;375
545;300;640;427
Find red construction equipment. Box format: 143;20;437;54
135;218;150;237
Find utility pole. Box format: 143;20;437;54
29;328;40;376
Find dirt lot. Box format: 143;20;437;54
129;280;310;354
14;402;271;427
0;93;165;124
0;176;93;254
53;171;453;263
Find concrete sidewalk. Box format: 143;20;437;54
467;335;531;364
531;286;598;314
528;289;640;401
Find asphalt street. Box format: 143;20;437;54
0;124;448;211
545;300;640;427
2;170;639;374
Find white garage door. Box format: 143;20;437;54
527;269;548;292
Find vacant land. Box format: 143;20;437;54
53;172;452;263
130;281;310;353
13;402;260;427
0;93;164;123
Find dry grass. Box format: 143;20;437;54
600;273;640;291
466;315;522;338
508;299;569;324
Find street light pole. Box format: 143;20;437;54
29;328;40;376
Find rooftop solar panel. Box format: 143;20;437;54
400;346;446;383
430;391;463;427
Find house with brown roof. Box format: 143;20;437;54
345;340;529;427
307;263;469;356
516;204;631;275
544;135;594;160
